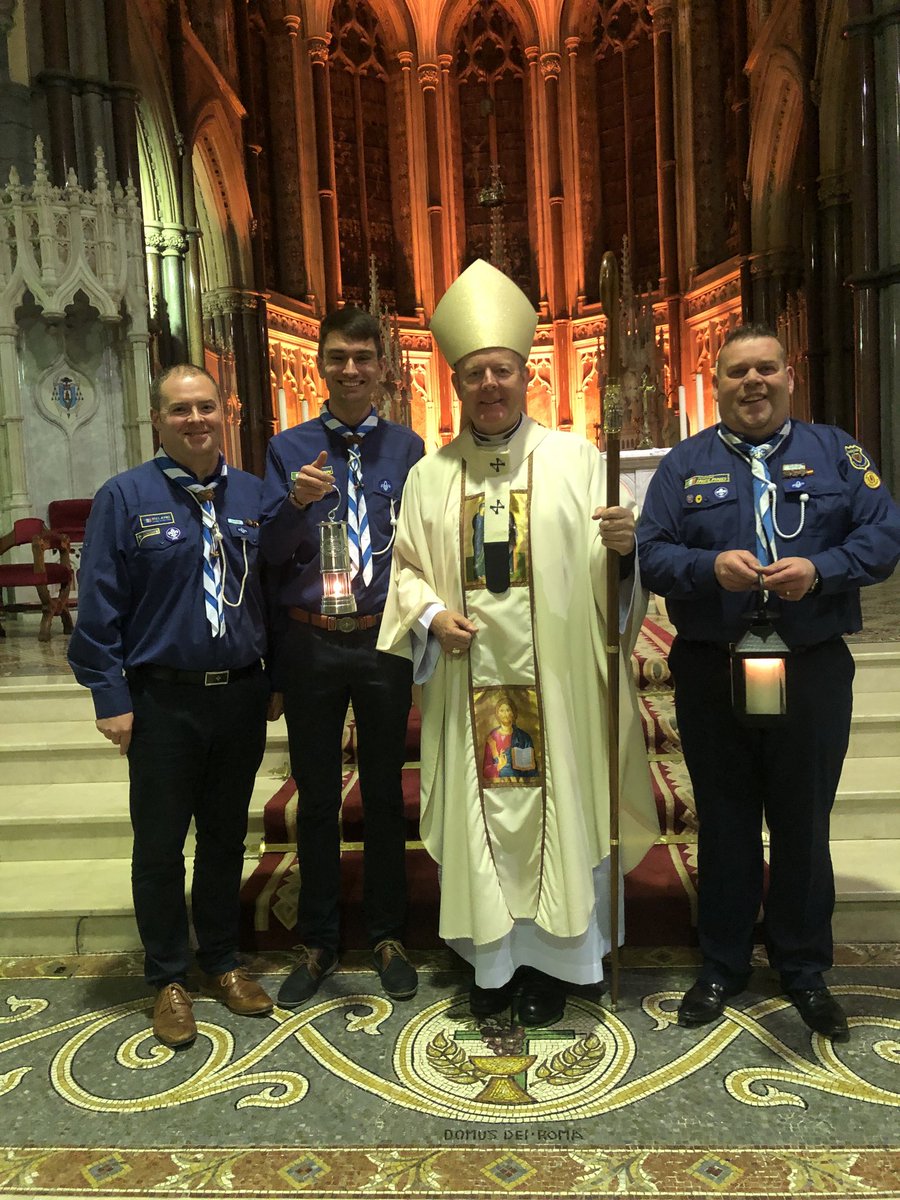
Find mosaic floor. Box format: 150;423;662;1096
0;948;897;1198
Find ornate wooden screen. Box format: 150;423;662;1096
453;1;534;301
329;0;396;307
591;1;659;294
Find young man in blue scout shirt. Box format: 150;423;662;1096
260;307;424;1006
69;365;275;1047
638;325;900;1040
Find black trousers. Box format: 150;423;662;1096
670;637;854;992
127;669;269;988
280;622;412;953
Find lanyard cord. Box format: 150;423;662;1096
185;491;249;611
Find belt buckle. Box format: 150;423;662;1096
336;616;358;634
204;670;229;686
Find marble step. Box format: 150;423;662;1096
832;838;900;941
846;692;900;758
0;718;291;785
0;777;284;862
1;839;897;957
831;758;900;839
1;641;896;724
0;855;256;958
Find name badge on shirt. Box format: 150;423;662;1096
684;474;729;488
135;527;161;546
139;512;175;528
782;463;812;478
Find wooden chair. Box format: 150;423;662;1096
47;498;93;547
0;518;74;641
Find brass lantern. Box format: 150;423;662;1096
319;520;357;616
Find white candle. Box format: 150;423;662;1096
678;385;688;442
301;398;310;422
277;386;288;432
744;658;785;715
695;372;705;430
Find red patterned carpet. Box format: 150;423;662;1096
239;618;705;953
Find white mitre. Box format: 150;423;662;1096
430;259;537;367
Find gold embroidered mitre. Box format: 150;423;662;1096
430;259;538;367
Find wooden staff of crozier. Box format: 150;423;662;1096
599;250;623;1009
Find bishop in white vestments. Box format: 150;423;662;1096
378;260;658;1025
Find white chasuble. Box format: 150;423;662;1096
378;417;658;984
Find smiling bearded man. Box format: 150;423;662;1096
378;260;658;1026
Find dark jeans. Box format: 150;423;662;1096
670;637;854;992
127;669;269;988
280;622;412;953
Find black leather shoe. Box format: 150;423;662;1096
678;979;744;1027
787;988;850;1041
470;981;515;1018
277;946;338;1008
515;975;566;1027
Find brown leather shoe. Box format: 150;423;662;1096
153;982;196;1047
201;968;274;1016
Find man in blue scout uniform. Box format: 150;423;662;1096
260;307;425;1007
638;324;900;1040
69;365;276;1048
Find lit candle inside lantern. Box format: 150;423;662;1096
678;385;688;442
695;372;706;430
277;386;288;432
319;520;357;615
743;657;785;715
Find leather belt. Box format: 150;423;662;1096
131;662;262;687
288;607;382;634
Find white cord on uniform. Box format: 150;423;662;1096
767;482;809;541
371;498;398;557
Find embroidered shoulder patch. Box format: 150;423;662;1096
845;444;871;471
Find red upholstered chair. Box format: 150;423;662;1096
47;498;93;545
0;518;74;641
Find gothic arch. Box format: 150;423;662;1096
435;0;540;58
191;101;254;292
816;0;853;183
129;7;181;229
748;47;804;251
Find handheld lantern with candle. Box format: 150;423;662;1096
319;481;357;615
730;579;790;723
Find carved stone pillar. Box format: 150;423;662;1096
731;0;752;319
525;46;548;308
564;37;585;305
158;228;189;365
799;0;825;422
648;0;681;387
308;33;340;313
226;291;274;477
398;51;426;315
232;0;269;292
38;0;78;183
266;16;308;298
419;61;453;440
845;0;881;464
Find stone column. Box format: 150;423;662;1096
308;33;340;312
540;51;571;428
397;50;427;315
0;325;30;524
799;0;825;421
845;0;880;462
266;15;308;298
104;0;140;186
819;175;853;430
159;228;189;365
874;0;900;489
38;0;78;183
232;0;270;294
649;0;681;386
564;37;585;305
225;291;274;478
731;0;752;320
419;61;453;440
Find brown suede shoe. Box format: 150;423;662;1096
200;968;274;1016
152;982;196;1047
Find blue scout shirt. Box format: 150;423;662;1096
68;460;268;718
260;415;424;614
637;420;900;648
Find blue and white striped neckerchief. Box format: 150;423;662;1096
154;448;226;637
718;420;791;565
319;405;378;586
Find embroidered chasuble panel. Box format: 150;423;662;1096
460;453;546;920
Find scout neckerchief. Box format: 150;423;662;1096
472;415;523;593
320;404;378;586
718;419;791;565
154;448;226;637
